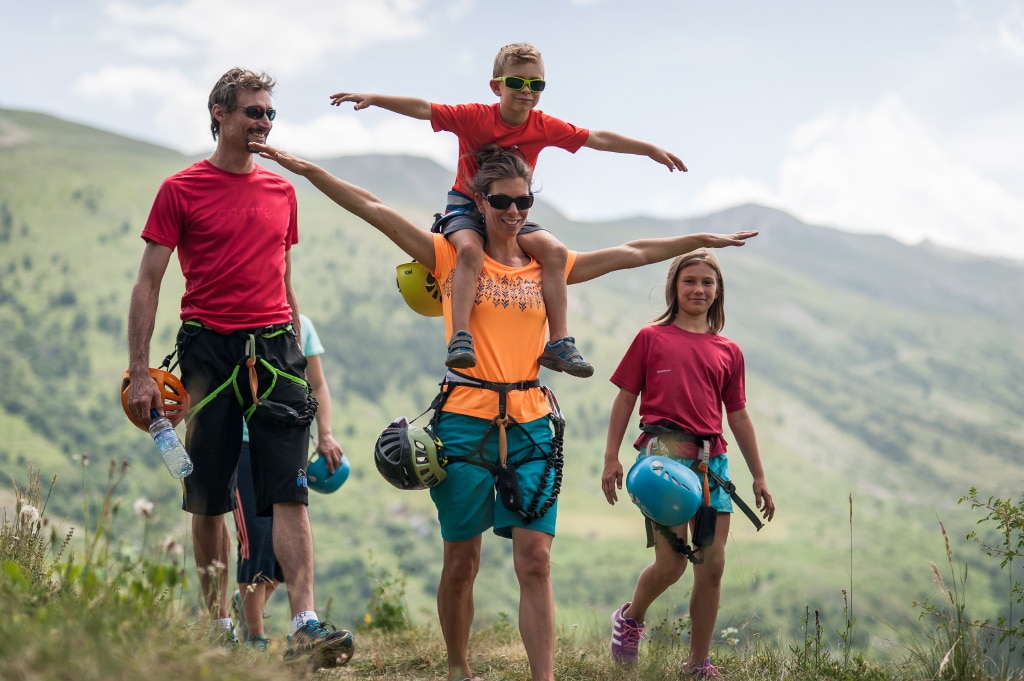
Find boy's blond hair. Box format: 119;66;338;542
492;42;544;78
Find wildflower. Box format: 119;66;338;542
19;504;40;528
133;498;155;519
162;535;181;556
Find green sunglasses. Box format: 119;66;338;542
494;76;546;92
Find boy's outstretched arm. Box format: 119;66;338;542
584;129;687;172
328;92;432;120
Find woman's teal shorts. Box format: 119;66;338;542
429;412;557;542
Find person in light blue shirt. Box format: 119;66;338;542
230;313;345;650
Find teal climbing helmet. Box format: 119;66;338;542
306;451;350;494
626;455;702;526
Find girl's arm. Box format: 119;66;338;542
726;407;775;521
250;143;436;268
568;231;757;284
602;388;639;505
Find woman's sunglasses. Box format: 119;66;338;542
484;194;535;210
494;76;546;93
238;105;277;121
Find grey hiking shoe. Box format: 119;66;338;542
283;619;354;669
445;330;476;369
538;336;594;378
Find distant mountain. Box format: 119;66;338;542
1;107;1020;646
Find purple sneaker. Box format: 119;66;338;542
610;602;645;665
690;658;720;679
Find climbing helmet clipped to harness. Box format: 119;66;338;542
306;451;350;494
396;261;442;317
120;368;191;432
626;455;702;527
374;416;445;490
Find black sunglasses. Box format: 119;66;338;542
238;105;276;121
484;193;534;210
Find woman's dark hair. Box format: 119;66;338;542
468;144;533;196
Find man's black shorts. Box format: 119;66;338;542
176;322;312;516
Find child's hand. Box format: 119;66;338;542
601;460;624;505
651;148;688;172
329;92;375;110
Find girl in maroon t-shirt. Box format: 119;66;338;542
601;249;776;678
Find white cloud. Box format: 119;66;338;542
996;4;1024;61
74;66;211;148
688;97;1024;260
102;0;430;75
681;177;780;216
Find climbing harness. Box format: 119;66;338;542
639;421;764;563
170;321;317;426
420;368;565;524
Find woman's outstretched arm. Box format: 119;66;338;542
567;231;757;284
251;143;436;268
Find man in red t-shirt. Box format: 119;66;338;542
125;67;352;669
329;42;687;379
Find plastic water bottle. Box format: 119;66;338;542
149;409;194;479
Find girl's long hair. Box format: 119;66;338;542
653;249;726;333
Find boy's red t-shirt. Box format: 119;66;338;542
431;102;589;195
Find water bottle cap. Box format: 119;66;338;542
150;408;159;419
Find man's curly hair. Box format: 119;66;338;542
207;68;276;141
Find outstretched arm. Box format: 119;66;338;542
250;143;436;268
567;231;757;284
584;130;687;172
328;92;432;120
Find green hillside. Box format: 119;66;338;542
1;107;1021;652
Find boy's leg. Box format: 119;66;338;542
437;535;483;681
518;229;593;378
448;229;485;335
517;230;569;340
445;229;485;368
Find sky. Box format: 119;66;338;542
3;0;1023;260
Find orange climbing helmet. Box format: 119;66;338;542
396;261;442;317
120;368;191;431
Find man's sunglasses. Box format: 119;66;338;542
238;105;277;121
484;193;535;210
494;76;546;92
